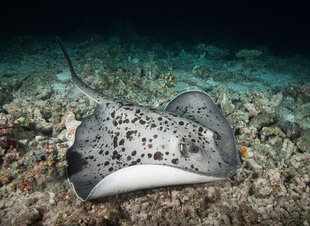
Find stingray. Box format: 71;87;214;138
57;38;241;201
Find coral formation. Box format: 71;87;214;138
159;72;178;87
191;65;210;78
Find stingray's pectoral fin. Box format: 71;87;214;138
165;90;241;177
66;148;96;201
66;110;109;201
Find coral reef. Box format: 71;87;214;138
0;33;309;225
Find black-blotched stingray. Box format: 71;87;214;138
57;37;241;201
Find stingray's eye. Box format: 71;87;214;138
179;143;199;157
179;143;190;158
189;144;199;153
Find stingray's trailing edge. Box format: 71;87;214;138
57;37;241;201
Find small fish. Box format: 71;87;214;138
57;37;241;201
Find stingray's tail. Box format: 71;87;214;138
56;37;104;103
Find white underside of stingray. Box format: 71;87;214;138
70;164;223;201
57;37;241;201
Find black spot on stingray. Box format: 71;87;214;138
105;151;109;155
148;144;153;149
99;150;103;154
104;161;110;166
137;158;141;163
154;134;158;138
149;138;152;142
112;151;121;160
127;156;131;161
158;117;162;121
171;158;179;165
178;121;184;125
191;139;196;143
109;167;114;172
135;109;141;114
121;147;125;152
113;136;118;148
119;139;125;145
131;118;138;123
123;119;130;124
112;120;118;126
111;111;115;118
154;151;163;161
198;127;203;132
142;137;146;142
131;151;137;156
148;153;152;158
126;130;137;141
150;124;157;128
141;153;145;157
139;119;146;125
129;161;137;166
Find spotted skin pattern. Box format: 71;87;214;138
57;38;241;201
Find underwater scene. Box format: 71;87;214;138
0;1;310;225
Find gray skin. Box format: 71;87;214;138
57;38;241;201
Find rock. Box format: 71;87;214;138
250;112;277;129
227;110;249;129
220;92;235;115
56;72;71;82
260;126;286;139
132;58;139;64
297;130;310;152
